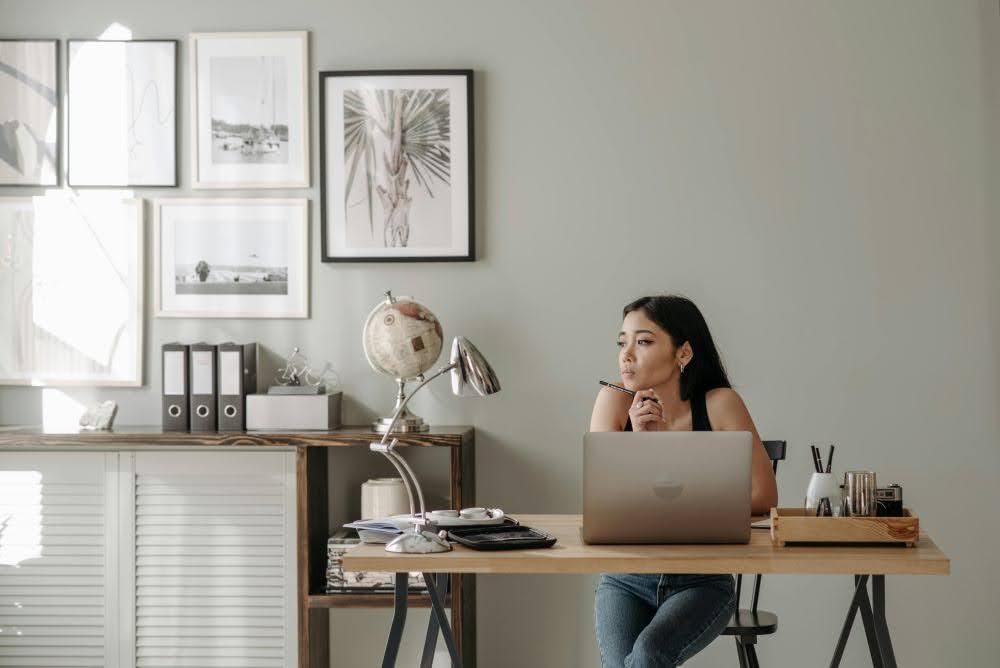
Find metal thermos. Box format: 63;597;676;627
844;470;877;517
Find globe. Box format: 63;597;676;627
362;293;444;381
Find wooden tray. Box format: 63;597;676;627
770;507;919;547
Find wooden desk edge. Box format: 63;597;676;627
342;514;950;576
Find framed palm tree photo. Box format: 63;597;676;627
320;70;473;262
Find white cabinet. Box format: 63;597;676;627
0;452;118;667
0;450;297;668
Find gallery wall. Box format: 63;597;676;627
1;1;999;665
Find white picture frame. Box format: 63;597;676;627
0;195;144;386
153;198;309;318
189;31;309;189
0;40;59;186
68;39;178;187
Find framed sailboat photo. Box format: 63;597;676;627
189;31;309;188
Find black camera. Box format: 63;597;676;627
875;483;903;517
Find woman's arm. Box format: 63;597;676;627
589;386;632;432
706;388;779;515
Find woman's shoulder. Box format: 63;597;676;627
590;386;632;432
704;387;750;422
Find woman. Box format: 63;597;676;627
591;295;778;668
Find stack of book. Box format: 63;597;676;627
326;529;425;594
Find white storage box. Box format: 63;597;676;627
246;392;342;430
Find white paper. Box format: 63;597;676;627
219;350;240;395
163;350;185;395
191;350;214;394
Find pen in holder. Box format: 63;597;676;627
805;472;842;516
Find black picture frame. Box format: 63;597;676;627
0;39;60;186
319;69;474;262
66;39;179;188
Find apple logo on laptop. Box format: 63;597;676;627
653;477;683;500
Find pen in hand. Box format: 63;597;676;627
598;380;660;404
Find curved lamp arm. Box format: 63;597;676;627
370;361;458;524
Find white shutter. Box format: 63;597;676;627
0;452;117;668
128;451;297;668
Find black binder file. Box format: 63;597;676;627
217;342;258;432
189;343;218;431
162;343;190;431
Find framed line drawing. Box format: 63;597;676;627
68;39;178;187
153;198;309;318
189;31;309;189
0;195;144;386
0;39;59;186
320;69;474;262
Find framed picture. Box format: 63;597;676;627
153;198;309;318
68;39;177;187
320;70;474;262
0;40;59;185
189;31;309;189
0;195;143;386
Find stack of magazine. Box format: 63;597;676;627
326;528;425;594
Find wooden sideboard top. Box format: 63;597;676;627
0;425;474;448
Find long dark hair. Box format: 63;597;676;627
622;295;732;401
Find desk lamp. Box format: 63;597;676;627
370;336;500;553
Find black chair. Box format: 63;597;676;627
720;439;786;668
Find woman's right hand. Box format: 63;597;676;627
629;389;665;431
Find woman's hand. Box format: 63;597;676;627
629;389;665;431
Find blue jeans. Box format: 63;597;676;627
594;573;736;667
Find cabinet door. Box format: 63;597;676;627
123;450;297;668
0;451;119;667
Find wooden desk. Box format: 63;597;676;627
343;514;950;668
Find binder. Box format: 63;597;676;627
217;342;258;432
189;343;218;431
162;343;190;431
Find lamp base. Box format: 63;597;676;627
372;414;429;433
385;529;452;553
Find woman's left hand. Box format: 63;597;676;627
629;389;666;431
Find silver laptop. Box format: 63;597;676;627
582;431;752;544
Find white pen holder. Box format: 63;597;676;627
804;472;842;515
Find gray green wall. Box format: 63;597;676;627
2;1;998;665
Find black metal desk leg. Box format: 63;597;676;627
856;576;886;668
424;571;462;666
382;572;409;668
421;574;445;668
830;574;869;668
872;576;898;668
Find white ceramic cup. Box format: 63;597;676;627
361;477;410;519
805;472;842;514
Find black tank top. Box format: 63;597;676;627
623;391;712;432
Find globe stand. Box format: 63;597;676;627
372;377;429;433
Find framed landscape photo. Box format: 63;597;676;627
320;70;474;262
0;39;59;186
0;194;143;386
153;198;309;318
68;39;177;187
190;31;309;189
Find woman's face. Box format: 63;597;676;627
617;309;679;390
